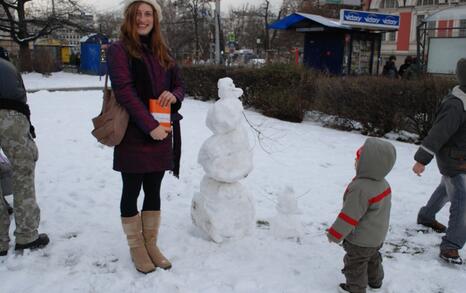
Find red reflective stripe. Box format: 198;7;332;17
356;147;363;160
368;188;391;204
328;227;342;240
338;212;358;226
344;186;349;194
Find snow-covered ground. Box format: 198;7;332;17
22;72;106;91
1;73;465;293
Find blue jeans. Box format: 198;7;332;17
418;174;466;250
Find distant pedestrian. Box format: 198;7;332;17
413;58;466;265
399;56;413;78
0;47;10;61
327;138;396;293
405;57;421;80
382;55;398;78
0;48;49;257
76;53;81;73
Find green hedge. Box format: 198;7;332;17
181;64;456;141
313;75;455;139
182;64;314;122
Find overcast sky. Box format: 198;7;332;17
80;0;283;13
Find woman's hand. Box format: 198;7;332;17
150;125;170;140
158;91;177;107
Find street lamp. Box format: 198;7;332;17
214;0;221;64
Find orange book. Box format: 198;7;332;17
149;99;171;128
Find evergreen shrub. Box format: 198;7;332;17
181;64;456;141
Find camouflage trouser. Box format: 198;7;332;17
342;241;384;293
0;110;40;251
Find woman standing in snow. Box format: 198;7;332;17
107;0;185;273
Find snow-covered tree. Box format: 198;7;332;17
0;0;92;71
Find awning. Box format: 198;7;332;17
268;12;351;30
425;5;466;21
269;11;397;32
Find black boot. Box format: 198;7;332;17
14;233;50;251
0;250;7;256
338;283;351;293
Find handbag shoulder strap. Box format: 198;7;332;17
104;72;109;90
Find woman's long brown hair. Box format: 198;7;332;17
120;2;174;69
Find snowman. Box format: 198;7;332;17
192;77;255;243
270;186;304;240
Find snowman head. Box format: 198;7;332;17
218;77;243;100
276;186;300;214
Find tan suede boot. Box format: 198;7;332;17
121;214;156;273
141;211;172;270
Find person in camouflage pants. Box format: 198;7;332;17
0;111;41;248
0;51;49;256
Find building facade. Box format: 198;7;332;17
368;0;466;63
48;13;95;50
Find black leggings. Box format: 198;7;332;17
120;171;165;217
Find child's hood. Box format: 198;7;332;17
356;137;396;181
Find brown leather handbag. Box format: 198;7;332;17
91;74;129;146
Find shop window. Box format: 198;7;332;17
383;31;396;42
416;0;439;6
416;15;437;37
416;14;425;26
460;19;466;37
349;38;374;75
427;21;436;37
381;0;399;8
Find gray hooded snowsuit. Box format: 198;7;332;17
327;137;396;293
328;138;396;247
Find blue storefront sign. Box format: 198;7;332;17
340;9;399;29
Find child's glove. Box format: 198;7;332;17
326;230;340;244
326;232;332;243
326;233;334;243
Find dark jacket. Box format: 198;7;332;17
415;86;466;177
328;138;396;247
382;61;398;78
399;63;411;78
0;58;26;103
0;58;36;138
107;41;185;173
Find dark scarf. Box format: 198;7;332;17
130;39;182;178
0;99;36;138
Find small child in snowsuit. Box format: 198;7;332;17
0;150;13;215
327;137;396;293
